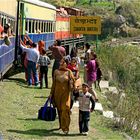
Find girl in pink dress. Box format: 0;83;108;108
86;51;98;101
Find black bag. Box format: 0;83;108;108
38;98;56;121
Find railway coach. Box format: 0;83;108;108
0;0;17;79
0;0;56;79
56;7;85;54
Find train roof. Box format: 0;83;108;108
18;0;56;10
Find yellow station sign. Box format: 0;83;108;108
70;16;101;34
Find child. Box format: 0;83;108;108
86;51;98;101
38;49;51;89
96;63;102;91
75;83;95;135
67;57;79;80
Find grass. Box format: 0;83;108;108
0;67;126;140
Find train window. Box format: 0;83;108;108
35;20;38;33
53;22;55;32
48;22;50;32
25;20;28;32
34;21;36;33
50;22;52;33
44;22;46;33
26;20;29;33
29;20;32;33
30;20;32;33
41;21;44;32
52;22;54;32
1;16;4;26
32;20;35;33
4;17;7;25
0;13;16;34
39;21;42;33
46;22;48;32
0;16;2;25
52;22;53;32
38;21;41;31
48;22;49;33
40;21;42;32
8;18;10;24
11;20;15;33
44;21;46;32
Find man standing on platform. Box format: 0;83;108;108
20;40;40;86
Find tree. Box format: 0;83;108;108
89;0;93;5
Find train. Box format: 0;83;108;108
0;0;85;79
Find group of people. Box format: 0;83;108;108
20;35;51;88
20;36;102;135
82;43;102;99
48;41;102;135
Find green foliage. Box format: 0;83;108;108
41;0;75;6
92;1;114;10
97;44;140;137
119;1;140;26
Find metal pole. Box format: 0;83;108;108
15;1;20;63
96;35;98;51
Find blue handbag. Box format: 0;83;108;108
38;98;56;121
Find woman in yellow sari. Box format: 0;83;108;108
50;57;75;135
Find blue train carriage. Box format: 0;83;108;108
18;0;56;49
0;0;17;79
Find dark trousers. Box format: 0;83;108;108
27;60;38;86
40;66;48;88
79;110;90;133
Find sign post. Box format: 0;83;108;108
70;16;101;50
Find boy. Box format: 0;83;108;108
75;83;95;135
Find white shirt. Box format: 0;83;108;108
21;44;39;63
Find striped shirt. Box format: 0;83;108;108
38;55;51;66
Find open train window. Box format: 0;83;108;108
0;13;16;33
1;16;4;26
44;21;46;33
41;21;44;32
50;22;52;33
4;17;7;25
29;20;32;33
38;21;41;31
32;20;35;33
48;22;50;32
46;22;48;32
12;20;16;33
34;20;36;33
25;20;28;32
35;20;38;33
53;22;56;32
